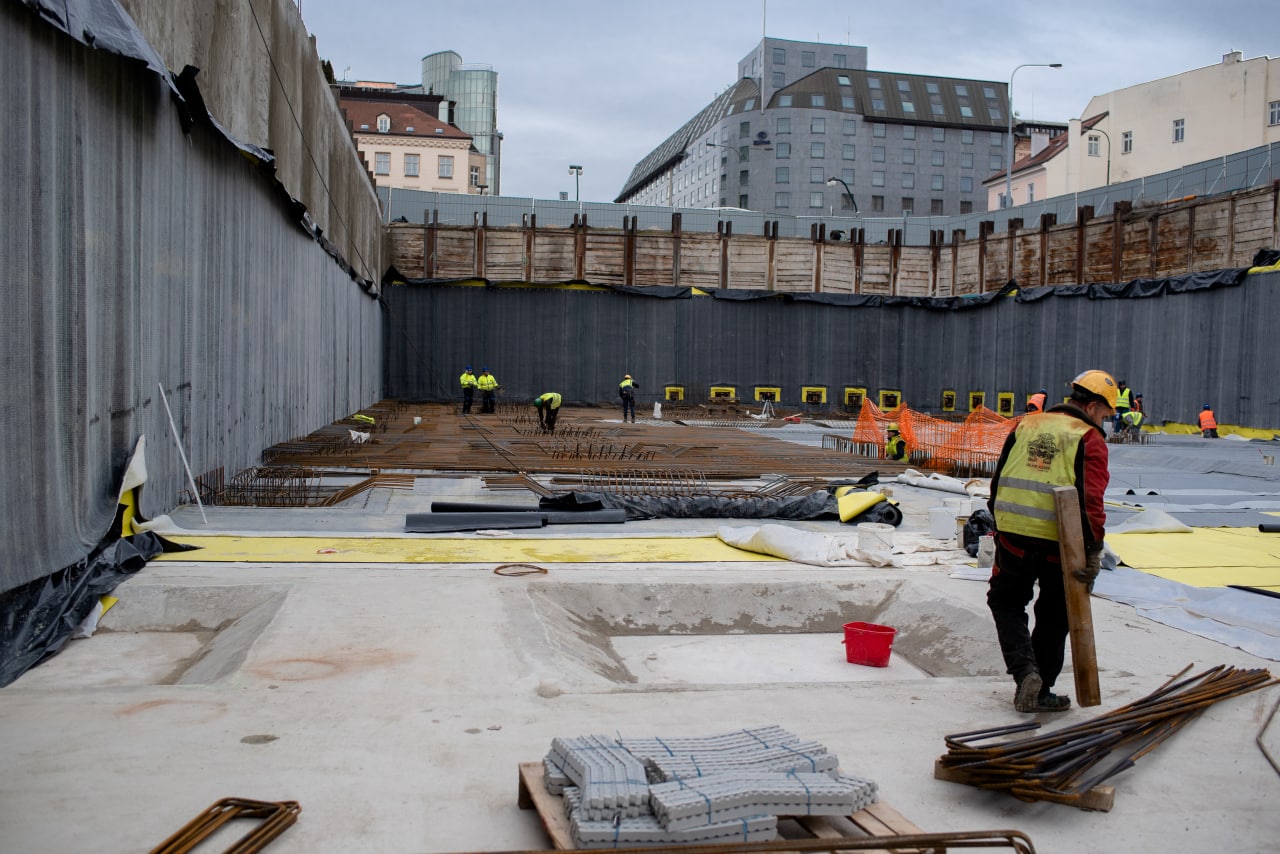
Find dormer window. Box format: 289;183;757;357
376;114;390;133
406;126;414;133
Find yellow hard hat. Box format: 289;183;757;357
624;374;631;379
887;422;900;432
1071;370;1119;408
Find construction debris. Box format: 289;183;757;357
935;664;1276;810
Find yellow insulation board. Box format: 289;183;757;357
1108;527;1280;591
153;535;780;564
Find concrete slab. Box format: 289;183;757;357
1;430;1278;853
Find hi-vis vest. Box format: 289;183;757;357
1115;388;1132;409
885;435;906;460
477;373;498;391
619;378;635;396
993;412;1091;542
536;393;562;409
459;372;477;388
1199;409;1217;429
1122;410;1145;427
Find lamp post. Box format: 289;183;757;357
1004;62;1062;208
826;177;858;213
1092;127;1111;187
568;164;583;202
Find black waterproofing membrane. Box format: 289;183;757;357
0;521;180;688
547;491;903;525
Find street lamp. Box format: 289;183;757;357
568;164;583;202
1004;63;1062;209
1091;127;1111;187
826;177;858;214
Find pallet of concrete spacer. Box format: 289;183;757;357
649;771;878;831
616;725;802;763
565;784;777;848
643;740;839;782
547;734;650;820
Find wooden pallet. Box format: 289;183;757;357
517;761;931;852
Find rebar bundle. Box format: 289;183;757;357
938;665;1276;805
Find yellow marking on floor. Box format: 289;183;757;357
1109;526;1280;590
154;535;779;564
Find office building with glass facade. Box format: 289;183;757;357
616;38;1008;217
421;51;502;195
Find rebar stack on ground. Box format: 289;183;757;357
938;665;1276;805
567;469;712;497
219;466;328;507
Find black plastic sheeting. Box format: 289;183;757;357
0;528;170;688
549;490;902;526
405;512;546;533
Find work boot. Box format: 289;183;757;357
1014;671;1043;713
1033;692;1071;712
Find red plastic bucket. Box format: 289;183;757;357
843;621;897;667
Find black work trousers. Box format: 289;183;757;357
621;393;635;421
986;534;1069;691
481;390;496;413
462;387;474;414
539;406;559;432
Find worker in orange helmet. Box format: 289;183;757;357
1198;404;1218;438
987;369;1115;714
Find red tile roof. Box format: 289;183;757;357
989;112;1108;182
339;99;470;141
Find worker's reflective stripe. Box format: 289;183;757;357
994;412;1089;542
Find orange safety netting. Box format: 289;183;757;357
851;400;1021;474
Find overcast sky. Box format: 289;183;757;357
298;0;1273;203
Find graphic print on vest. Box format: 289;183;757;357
1026;434;1060;471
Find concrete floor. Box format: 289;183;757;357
1;425;1278;853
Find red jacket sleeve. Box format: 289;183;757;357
1077;427;1110;546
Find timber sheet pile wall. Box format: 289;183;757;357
1;4;382;594
392;184;1278;294
384;267;1280;430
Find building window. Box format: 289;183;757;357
901;198;913;214
868;77;881;90
775;166;790;184
989;154;1003;171
470;165;480;186
872;170;885;187
772;71;785;87
843;119;857;135
902;99;915;114
933;128;946;143
931;199;944;216
962;129;974;144
960;176;973;192
404;153;420;176
775;141;791;158
931;174;944;191
1173;118;1185;143
773;47;786;64
902;172;915;189
1122;131;1133;154
738;145;749;162
811;142;825;158
872;98;885;111
842;143;856;160
932;150;945;167
841;167;854;184
739;170;749;186
377;114;390;133
437;155;453;178
926;82;939;94
960;200;973;214
778;95;792;107
838;189;856;210
809;191;824;208
739;121;751;139
776;117;791;134
802;51;816;67
811;117;825;133
872;146;885;162
739;194;749;208
1088;135;1100;156
810;166;825;183
1271;101;1280;125
374;152;390;175
932;101;946;116
837;75;851;86
903;148;915;165
841;95;855;109
991;132;1002;147
873;123;886;138
872;195;885;212
775;191;790;208
811;94;825;107
960;152;973;169
834;53;846;68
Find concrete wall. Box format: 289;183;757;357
119;0;384;282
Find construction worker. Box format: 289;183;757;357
533;392;562;432
618;374;639;423
459;366;478;414
884;422;908;461
1132;393;1144;415
1120;409;1145;436
987;369;1115;714
1027;389;1048;413
477;368;500;414
1199;404;1219;438
1113;380;1133;433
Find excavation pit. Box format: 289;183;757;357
517;578;1004;688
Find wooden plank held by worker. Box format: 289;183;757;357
1052;485;1101;707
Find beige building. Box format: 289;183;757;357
989;51;1280;208
340;96;486;194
